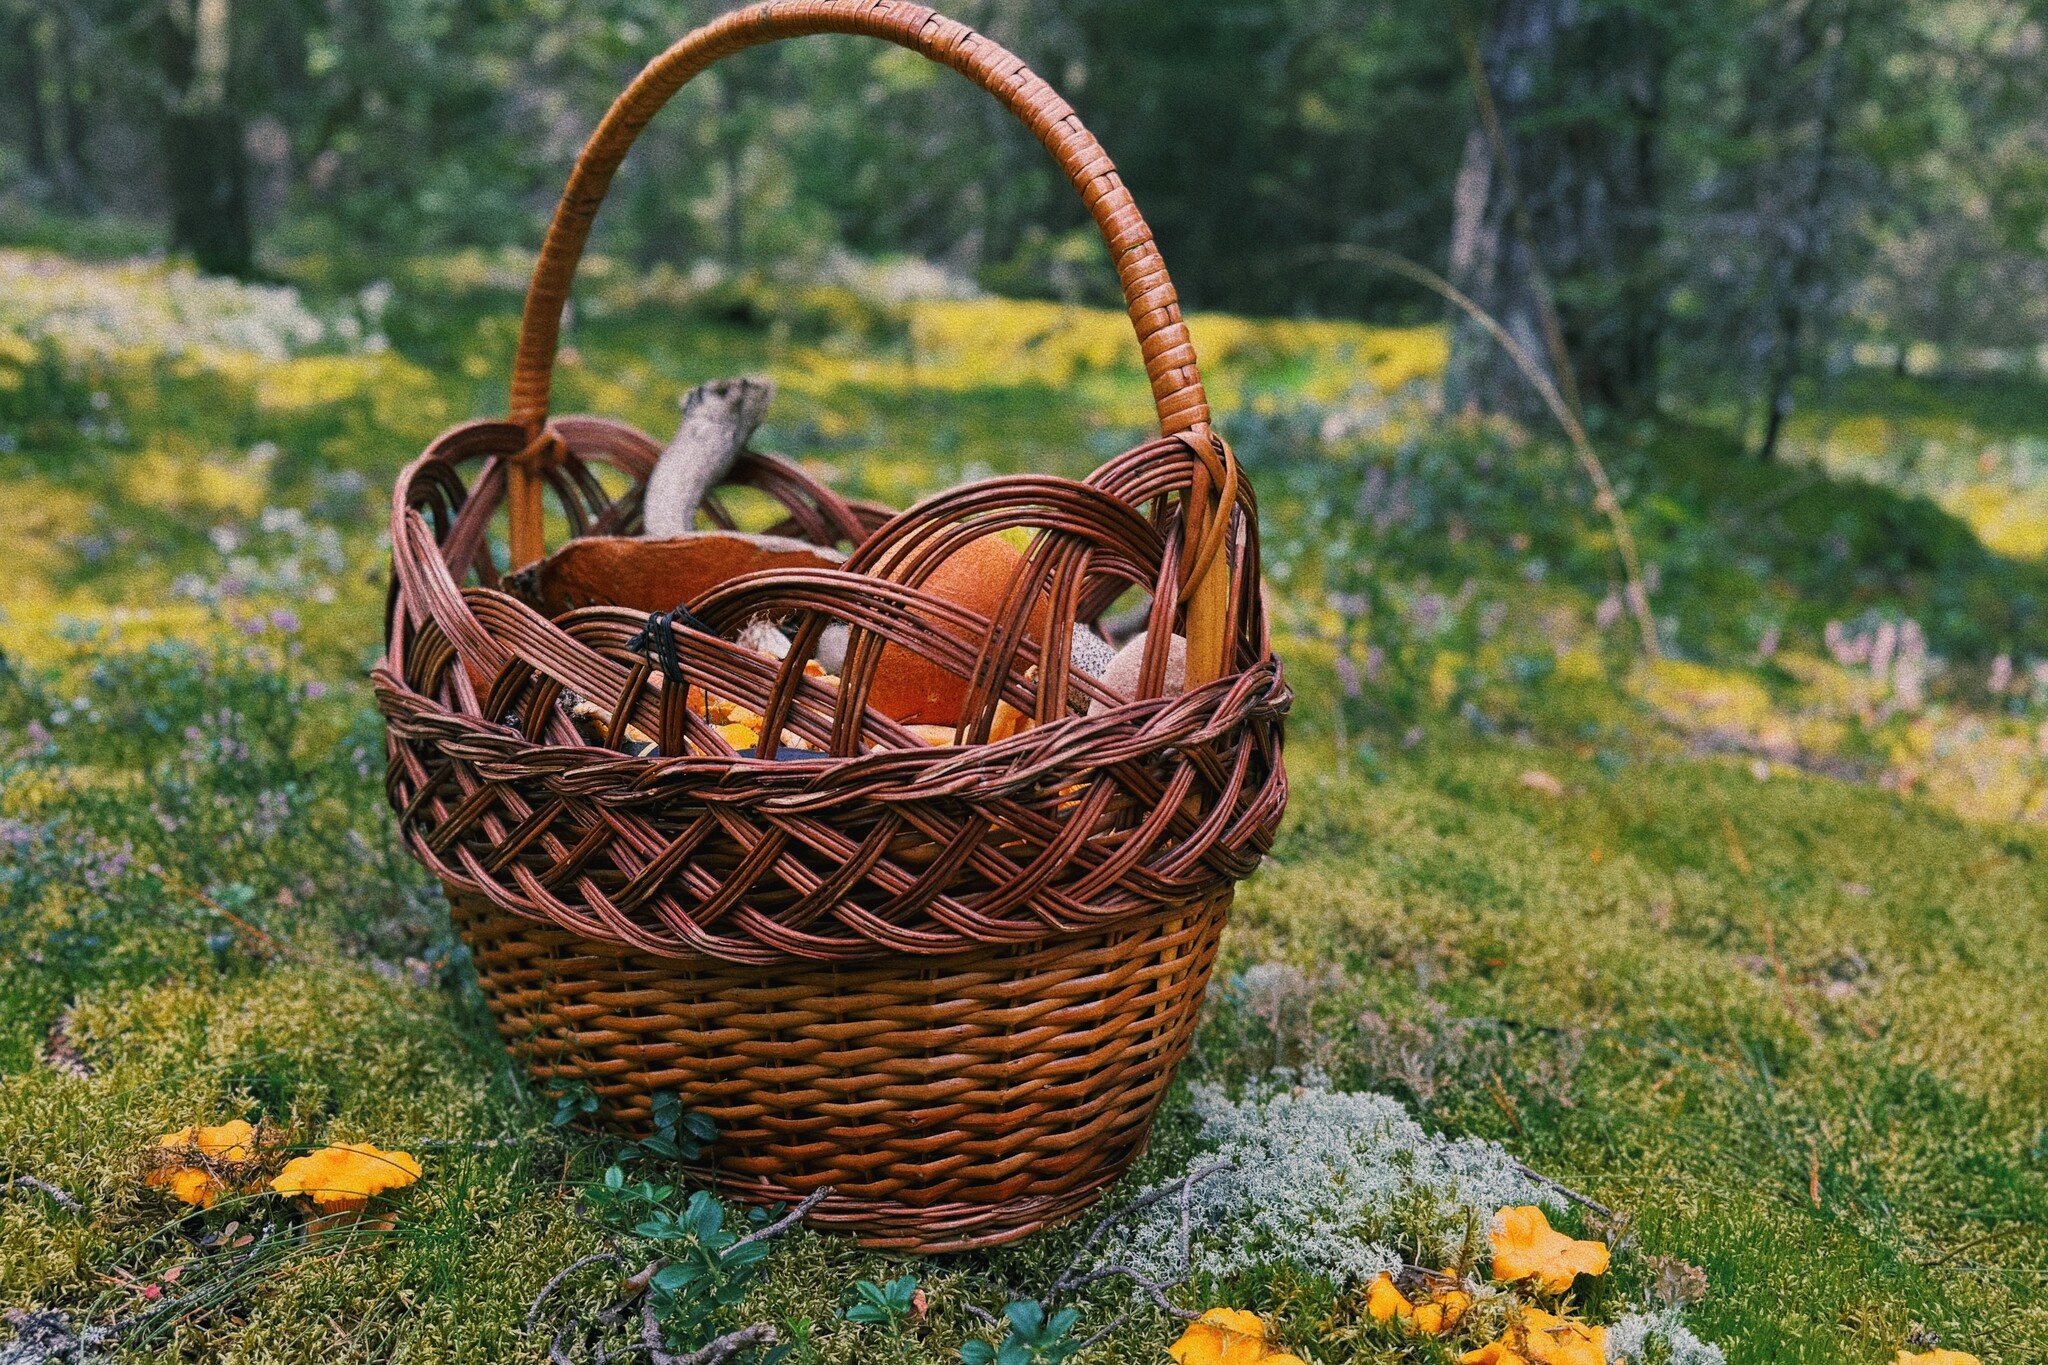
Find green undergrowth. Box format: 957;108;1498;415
2;240;2045;1361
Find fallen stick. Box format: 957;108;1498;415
1509;1159;1617;1221
2;1177;81;1212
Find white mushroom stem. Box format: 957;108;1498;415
643;377;776;538
1090;630;1187;715
814;622;851;675
1068;624;1117;679
735;617;792;660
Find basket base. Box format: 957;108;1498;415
450;889;1228;1251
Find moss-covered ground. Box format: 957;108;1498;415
2;241;2044;1362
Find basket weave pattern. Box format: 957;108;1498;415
375;0;1288;1249
453;889;1227;1252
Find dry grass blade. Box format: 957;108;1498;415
1293;243;1661;662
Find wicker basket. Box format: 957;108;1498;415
375;0;1288;1252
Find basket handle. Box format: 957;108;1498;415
504;0;1216;569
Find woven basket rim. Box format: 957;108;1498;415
374;650;1288;788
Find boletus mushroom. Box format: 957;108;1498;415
507;377;845;618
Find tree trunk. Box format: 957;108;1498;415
15;12;56;190
50;11;96;213
160;0;252;276
1445;0;1667;421
1756;0;1850;463
717;74;744;271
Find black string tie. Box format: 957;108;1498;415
625;603;714;686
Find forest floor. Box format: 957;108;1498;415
1;241;2044;1364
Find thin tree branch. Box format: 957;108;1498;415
725;1187;829;1254
4;1177;82;1212
1509;1159;1617;1221
662;1322;777;1365
526;1253;626;1336
1047;1162;1234;1320
1292;243;1662;662
528;1189;826;1365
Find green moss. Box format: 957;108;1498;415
2;246;2045;1360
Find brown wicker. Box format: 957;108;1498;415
375;0;1289;1250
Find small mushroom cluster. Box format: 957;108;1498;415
145;1121;266;1209
1169;1308;1307;1365
539;377;1186;760
1174;1204;1622;1365
1454;1206;1613;1365
146;1121;419;1236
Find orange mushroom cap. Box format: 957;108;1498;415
1168;1308;1307;1365
1461;1308;1607;1365
866;533;1055;728
146;1120;259;1208
270;1142;421;1213
1489;1205;1610;1293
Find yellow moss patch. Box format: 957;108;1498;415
1942;483;2048;560
0;484;98;596
0;601;226;665
117;434;273;517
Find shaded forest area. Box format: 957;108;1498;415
7;0;2048;457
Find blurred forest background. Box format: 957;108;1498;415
7;0;2047;457
6;2;2048;1361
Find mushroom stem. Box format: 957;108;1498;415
643;377;775;538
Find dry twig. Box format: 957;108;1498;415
1048;1162;1233;1319
2;1178;81;1213
725;1187;829;1253
525;1253;626;1338
641;1300;776;1365
525;1188;828;1365
1291;243;1662;663
151;866;311;964
1508;1159;1617;1221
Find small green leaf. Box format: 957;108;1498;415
684;1190;724;1243
958;1343;996;1365
721;1239;770;1268
1002;1300;1044;1338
